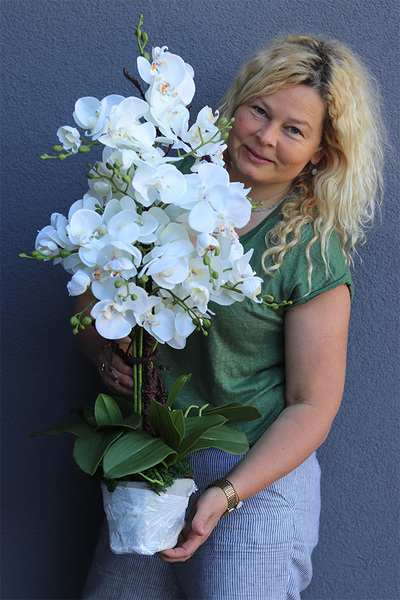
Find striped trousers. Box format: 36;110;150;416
83;449;321;600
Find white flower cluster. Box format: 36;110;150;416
37;45;263;348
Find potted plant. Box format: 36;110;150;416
23;14;288;555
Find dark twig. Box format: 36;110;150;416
123;67;146;101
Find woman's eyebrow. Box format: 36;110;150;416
256;99;313;130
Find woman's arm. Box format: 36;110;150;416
159;283;351;562
74;291;134;396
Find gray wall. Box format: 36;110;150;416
1;0;399;598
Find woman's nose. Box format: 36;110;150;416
256;123;279;146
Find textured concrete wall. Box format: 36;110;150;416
1;0;399;598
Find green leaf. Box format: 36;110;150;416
149;399;184;450
177;414;227;458
112;396;136;418
201;403;262;425
83;408;96;427
95;411;142;432
170;410;185;439
30;417;94;437
73;429;123;475
121;411;142;430
167;374;191;407
188;424;250;455
103;430;178;478
94;394;123;426
173;156;196;175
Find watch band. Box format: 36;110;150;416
206;477;240;516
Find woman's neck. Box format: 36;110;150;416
246;182;291;209
226;164;291;208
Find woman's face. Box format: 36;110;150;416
227;85;325;198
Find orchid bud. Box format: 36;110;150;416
52;145;63;152
31;250;40;257
203;319;211;328
141;32;148;43
220;131;229;140
87;173;95;179
263;294;274;303
59;249;71;258
214;248;220;256
70;316;78;325
212;270;218;279
114;161;122;169
105;162;112;170
203;255;210;266
58;154;67;161
218;117;228;127
114;280;123;288
144;52;150;61
135;28;141;37
131;294;138;300
122;174;132;184
78;145;90;154
82;316;92;325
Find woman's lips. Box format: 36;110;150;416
243;145;274;164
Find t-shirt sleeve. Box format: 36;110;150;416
282;227;354;309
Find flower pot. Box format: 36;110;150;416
101;478;197;555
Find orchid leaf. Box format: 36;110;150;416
103;430;177;479
174;156;196;175
177;414;227;458
149;399;184;450
30;417;94;437
171;410;185;439
73;429;123;475
112;396;136;418
96;411;142;432
167;374;191;407
94;394;123;426
121;411;142;430
83;407;96;427
201;403;262;425
188;424;250;455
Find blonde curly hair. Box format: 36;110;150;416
219;35;385;278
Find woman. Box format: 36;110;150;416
81;35;384;599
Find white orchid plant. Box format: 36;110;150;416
24;16;289;493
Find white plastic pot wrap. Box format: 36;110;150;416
101;478;197;555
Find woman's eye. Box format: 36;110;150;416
289;126;302;135
253;106;266;116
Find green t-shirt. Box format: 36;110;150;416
158;206;353;446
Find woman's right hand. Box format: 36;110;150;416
97;347;134;397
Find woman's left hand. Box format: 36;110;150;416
158;487;228;562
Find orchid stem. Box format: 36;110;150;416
138;326;143;413
132;333;139;414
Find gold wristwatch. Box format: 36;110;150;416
206;477;240;516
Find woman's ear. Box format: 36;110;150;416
311;147;325;166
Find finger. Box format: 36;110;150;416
111;354;135;377
158;539;199;562
99;368;133;396
98;358;133;391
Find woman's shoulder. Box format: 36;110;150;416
278;223;354;306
